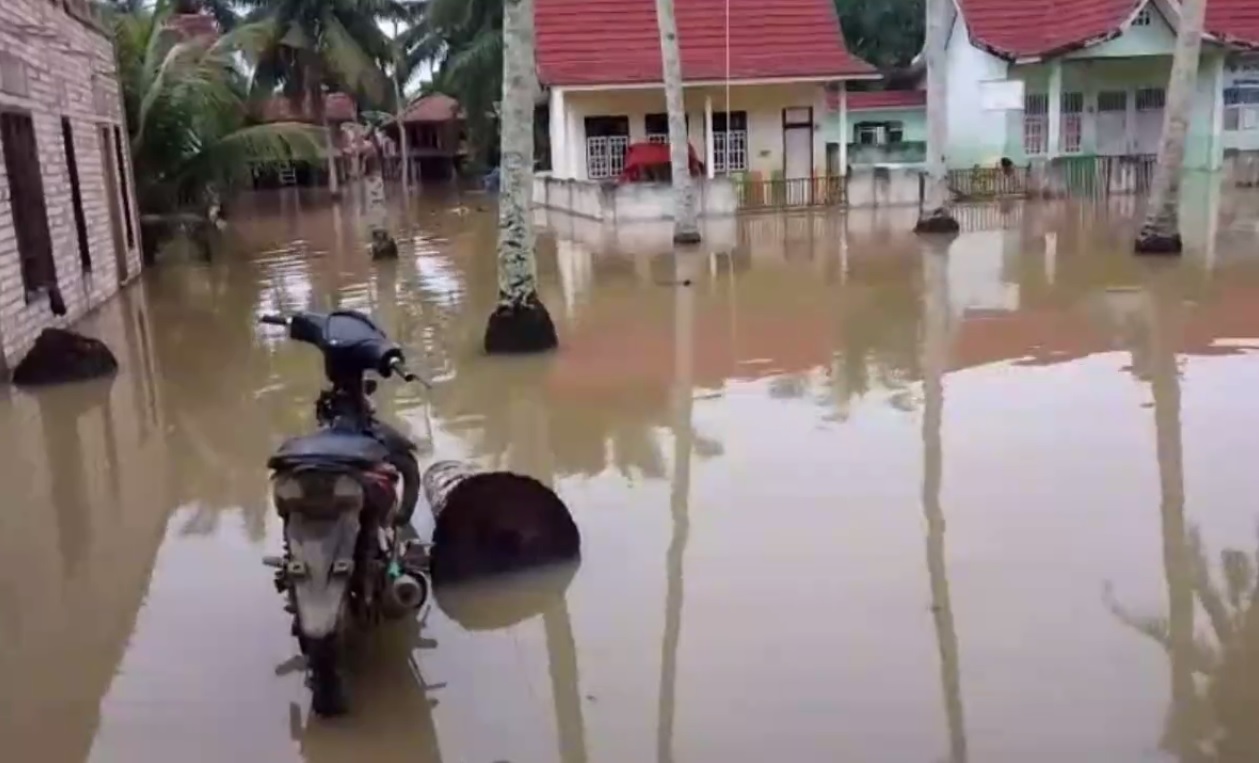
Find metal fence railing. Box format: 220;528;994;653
735;175;845;211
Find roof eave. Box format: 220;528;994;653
544;70;882;90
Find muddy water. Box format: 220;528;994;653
6;187;1259;762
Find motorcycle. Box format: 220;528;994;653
259;309;432;717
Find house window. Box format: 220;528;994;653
61;117;91;272
1136;87;1166;111
853;121;905;145
1133;7;1152;26
1225;87;1259;131
712;110;748;173
585;115;630;179
112;125;135;249
1024;93;1049;156
1061;92;1084;154
1;111;56;299
1097;90;1127;112
645;113;689;145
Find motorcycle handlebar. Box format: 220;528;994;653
388;357;432;389
259;314;289;327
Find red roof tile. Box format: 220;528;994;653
165;13;219;42
957;0;1141;59
535;0;874;87
258;93;356;124
1207;0;1259;47
402;93;463;123
848;90;926;111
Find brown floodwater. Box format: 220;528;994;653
6;184;1259;763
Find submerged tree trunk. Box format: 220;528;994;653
654;0;701;245
915;0;958;235
1135;0;1208;255
483;0;558;354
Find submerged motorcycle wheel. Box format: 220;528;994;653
305;635;348;717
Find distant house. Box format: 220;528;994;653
253;93;357;187
398;93;466;181
942;0;1259;170
534;0;876;200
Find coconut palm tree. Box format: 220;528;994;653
1134;0;1208;255
653;0;700;245
237;0;404;198
110;2;322;236
914;0;958;235
482;0;558;354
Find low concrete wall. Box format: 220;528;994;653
533;174;738;223
535;207;738;253
845;166;924;208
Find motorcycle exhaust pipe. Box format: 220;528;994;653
386;572;429;612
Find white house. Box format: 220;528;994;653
532;0;878;221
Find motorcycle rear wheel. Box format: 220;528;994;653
306;634;348;717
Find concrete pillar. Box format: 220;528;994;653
551;87;571;177
1048;59;1063;159
1209;53;1226;171
838;81;849;173
550;87;568;177
567;107;583;180
705;95;715;179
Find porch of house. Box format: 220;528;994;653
956;53;1227;172
542;81;858;218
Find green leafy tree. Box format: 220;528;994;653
110;1;322;220
834;0;924;71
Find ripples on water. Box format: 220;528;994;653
4;187;1259;762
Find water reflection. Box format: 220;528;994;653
921;240;968;763
9;188;1259;762
1106;265;1259;763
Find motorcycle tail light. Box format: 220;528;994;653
273;472;365;518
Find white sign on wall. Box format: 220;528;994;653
980;79;1025;111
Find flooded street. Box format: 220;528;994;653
7;187;1259;762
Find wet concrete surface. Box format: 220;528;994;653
5;186;1259;762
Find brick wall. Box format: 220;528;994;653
0;0;143;374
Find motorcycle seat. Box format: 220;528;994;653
268;429;389;471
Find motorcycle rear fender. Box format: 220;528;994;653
285;511;360;639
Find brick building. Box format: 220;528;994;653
0;0;142;376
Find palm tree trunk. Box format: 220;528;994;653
915;0;958;235
367;139;398;260
922;242;968;763
657;254;697;763
394;20;411;198
483;0;559;354
1135;0;1208;255
324;118;340;199
654;0;701;245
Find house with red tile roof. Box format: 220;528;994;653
535;0;877;215
943;0;1259;171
